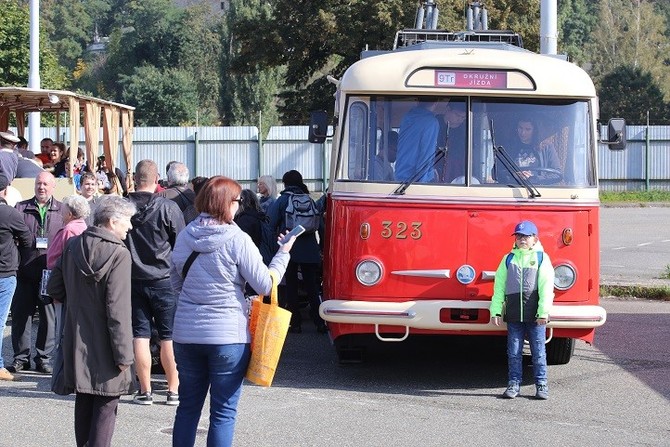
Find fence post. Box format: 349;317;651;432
645;112;650;191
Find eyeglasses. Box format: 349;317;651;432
233;198;242;203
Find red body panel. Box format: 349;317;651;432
322;196;600;343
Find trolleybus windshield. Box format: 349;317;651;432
340;96;594;189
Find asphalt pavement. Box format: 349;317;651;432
0;205;668;446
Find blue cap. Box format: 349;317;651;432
512;220;538;236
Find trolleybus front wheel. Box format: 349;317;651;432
546;337;575;365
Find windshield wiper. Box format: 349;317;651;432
392;146;446;195
489;119;541;198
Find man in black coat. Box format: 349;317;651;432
125;159;185;405
0;174;32;380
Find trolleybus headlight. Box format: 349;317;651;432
356;260;383;286
554;264;576;290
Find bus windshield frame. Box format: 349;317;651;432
337;95;595;190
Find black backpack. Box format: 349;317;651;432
284;192;320;233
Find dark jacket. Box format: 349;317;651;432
267;186;321;264
125;191;185;280
15;196;65;281
47;226;135;396
234;208;264;248
157;185;196;213
0;198;32;278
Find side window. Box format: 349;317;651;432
347;101;369;180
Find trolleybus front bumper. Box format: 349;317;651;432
319;299;606;331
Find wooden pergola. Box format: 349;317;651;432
0;87;135;179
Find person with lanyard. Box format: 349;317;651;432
8;171;65;374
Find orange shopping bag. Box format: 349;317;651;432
246;271;291;387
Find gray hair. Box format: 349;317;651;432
258;175;277;198
93;195;137;227
62;195;91;220
167;162;190;186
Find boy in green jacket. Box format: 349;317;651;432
490;220;554;399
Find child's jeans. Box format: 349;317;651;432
507;321;548;385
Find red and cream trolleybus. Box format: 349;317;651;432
311;4;625;364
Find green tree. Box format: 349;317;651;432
557;0;598;64
220;0;285;131
586;0;670;99
0;0;68;89
599;65;670;124
47;0;96;70
234;0;416;123
233;0;552;122
120;65;199;126
83;0;223;125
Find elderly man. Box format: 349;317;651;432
8;171;65;374
157;162;195;216
0;174;32;381
125;160;185;405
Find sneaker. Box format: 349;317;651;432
535;384;549;400
0;368;16;381
133;392;153;405
502;382;520;399
166;391;179;406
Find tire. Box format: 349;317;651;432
546;337;575;365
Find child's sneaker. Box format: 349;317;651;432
166;391;179;406
535;384;549;400
133;391;153;405
502;381;520;399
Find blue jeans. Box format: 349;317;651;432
172;342;251;447
506;321;547;385
0;276;17;369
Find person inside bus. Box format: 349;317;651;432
371;130;398;181
394;100;442;183
493;116;561;184
435;101;467;183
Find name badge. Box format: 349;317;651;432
36;237;48;249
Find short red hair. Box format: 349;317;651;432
195;176;241;223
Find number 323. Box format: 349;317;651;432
380;221;422;239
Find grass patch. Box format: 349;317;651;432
600;190;670;203
662;265;670;280
600;284;670;300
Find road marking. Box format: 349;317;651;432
637;242;652;247
662;239;670;243
612;247;626;250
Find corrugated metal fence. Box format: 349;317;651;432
598;125;670;191
27;125;670;192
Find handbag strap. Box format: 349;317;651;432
182;251;201;277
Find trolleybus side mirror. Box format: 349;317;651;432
600;117;626;150
308;110;330;144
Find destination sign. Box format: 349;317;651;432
434;70;508;89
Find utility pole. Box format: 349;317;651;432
28;0;41;153
540;0;558;55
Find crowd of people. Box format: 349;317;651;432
0;129;327;446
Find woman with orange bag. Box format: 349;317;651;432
170;176;296;447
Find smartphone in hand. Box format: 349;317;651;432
278;225;306;246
